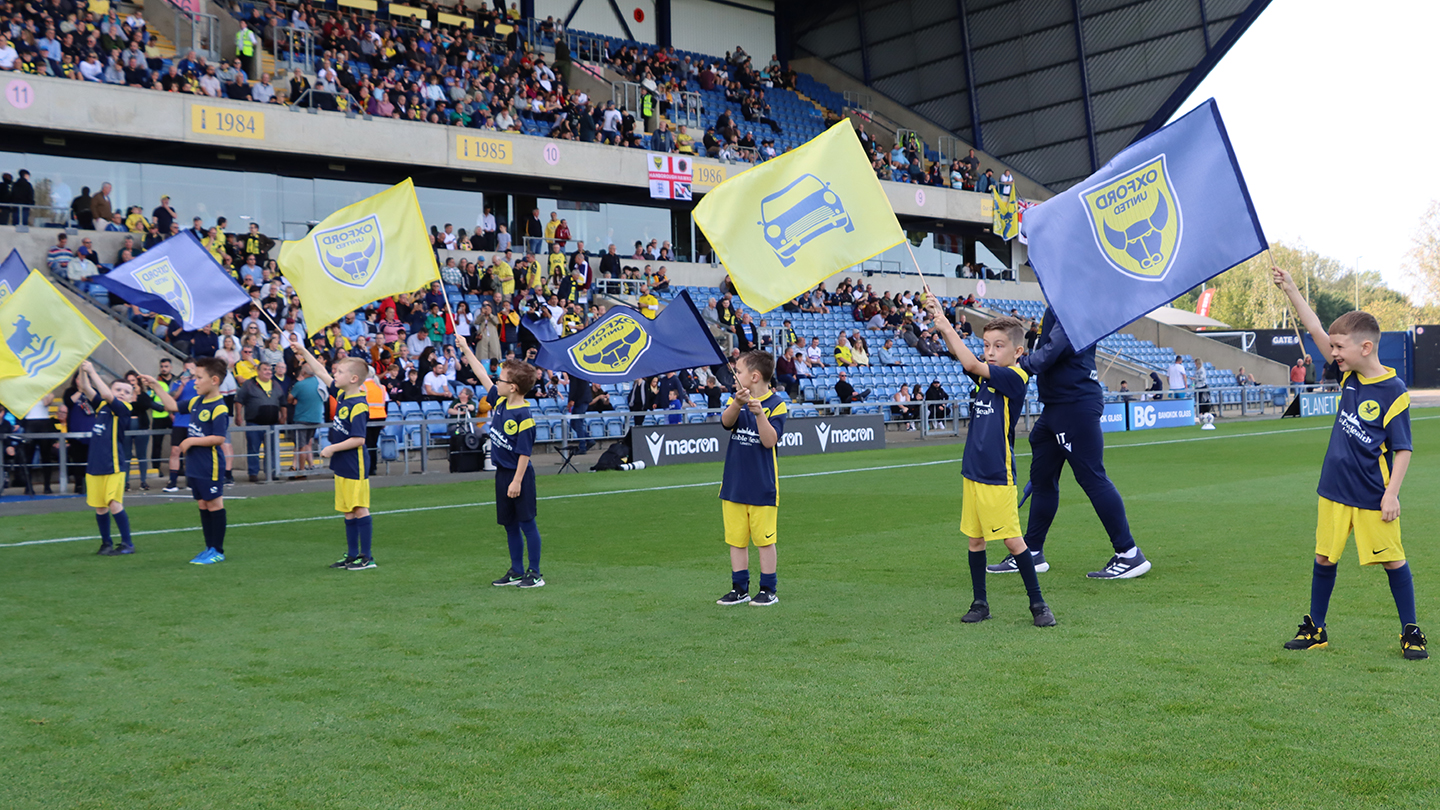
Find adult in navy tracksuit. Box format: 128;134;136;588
989;307;1152;579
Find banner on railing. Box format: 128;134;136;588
632;414;886;466
1100;402;1128;433
1297;391;1342;418
1126;398;1196;430
648;154;692;200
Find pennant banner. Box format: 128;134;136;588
693;120;904;313
0;271;105;414
523;290;723;382
91;231;251;330
1022;98;1267;351
279;178;440;335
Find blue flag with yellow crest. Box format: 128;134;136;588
0;249;27;304
523;290;723;382
92;231;250;330
1023;99;1266;351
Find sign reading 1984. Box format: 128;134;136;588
190;104;265;140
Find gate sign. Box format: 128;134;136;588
648;153;693;200
1126;398;1196;430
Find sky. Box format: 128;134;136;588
1173;0;1440;293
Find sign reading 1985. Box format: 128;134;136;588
190;104;265;140
456;134;513;164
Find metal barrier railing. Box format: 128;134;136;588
273;26;315;74
0;203;72;229
289;88;363;115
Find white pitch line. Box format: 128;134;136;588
5;415;1432;549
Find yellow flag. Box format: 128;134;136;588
279;178;440;335
693;120;904;313
993;184;1019;241
0;271;105;414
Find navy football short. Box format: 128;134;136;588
190;477;224;502
495;465;537;525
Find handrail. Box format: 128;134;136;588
273;26;314;73
50;273;188;362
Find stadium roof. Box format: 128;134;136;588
781;0;1272;191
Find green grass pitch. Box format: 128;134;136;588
3;417;1438;809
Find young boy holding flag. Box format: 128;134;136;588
77;361;137;555
142;358;231;564
455;334;545;588
716;350;788;607
1273;267;1426;660
290;335;375;570
923;295;1055;626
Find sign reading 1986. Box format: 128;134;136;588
190;105;265;140
456;134;513;164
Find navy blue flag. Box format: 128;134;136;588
523;290;724;381
92;231;251;330
0;249;27;303
1022;99;1267;351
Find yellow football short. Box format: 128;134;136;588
1316;496;1403;565
960;478;1021;542
85;473;125;509
722;500;778;548
335;477;371;513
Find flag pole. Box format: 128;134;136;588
103;336;140;374
1267;248;1306;353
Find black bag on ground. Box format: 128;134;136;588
591;437;631;472
449;431;485;473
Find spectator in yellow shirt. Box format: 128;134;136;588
124;206;152;233
544;212;560;251
637;284;660;320
494;252;515;295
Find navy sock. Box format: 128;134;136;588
519;519;541;572
357;516;373;558
198;509;213;549
345;518;359;558
212;509;226;554
1013;545;1044;604
1386;563;1417;628
759;571;776;592
732;568;750;592
504;523;524;574
96;513;112;546
114;511;132;547
1311;561;1338;628
170;468;180;487
968;549;987;603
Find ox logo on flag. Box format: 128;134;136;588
1082;155;1182;280
131;255;196;322
315;214;385;289
7;313;61;375
570;311;652;375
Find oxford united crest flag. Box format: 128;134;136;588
1023;98;1266;351
992;185;1019;241
279;178;439;334
0;271;105;413
92;231;250;330
524;290;723;382
693;120;904;313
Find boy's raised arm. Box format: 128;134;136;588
1272;266;1331;355
921;285;989;378
290;333;334;387
454;335;495;390
138;374;179;412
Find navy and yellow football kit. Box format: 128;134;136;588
720;391;788;548
487;386;537;524
86;396;132;509
1316;364;1412;564
960;364;1029;542
179;395;229;501
329;388;371;513
486;386;543;578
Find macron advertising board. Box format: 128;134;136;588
633;415;886;466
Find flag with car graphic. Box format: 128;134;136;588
693;119;905;313
1022;98;1267;351
279;178;440;335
